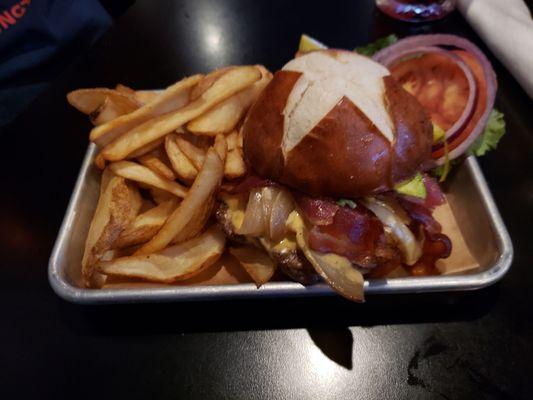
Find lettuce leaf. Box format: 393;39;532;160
337;199;357;209
355;34;398;56
432;108;505;181
433;123;446;144
467;109;506;156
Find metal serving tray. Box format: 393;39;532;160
49;143;513;304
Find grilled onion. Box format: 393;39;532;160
269;189;295;242
237;188;264;236
363;197;422;265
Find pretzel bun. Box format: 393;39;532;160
242;49;433;198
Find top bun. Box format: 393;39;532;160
242;49;433;198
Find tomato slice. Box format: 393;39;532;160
390;52;470;131
389;50;489;159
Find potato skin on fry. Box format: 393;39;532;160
82;169;141;287
70;66;286;288
135;143;226;255
189;66;235;101
186;66;272;135
174;133;209;170
97;226;226;283
224;148;247;179
100;66;261;162
165;133;198;182
89;75;202;148
115;199;178;248
128;137;166;159
90;96;139;126
67;88;140;117
138;150;176;181
110;161;188;198
229;245;276;287
150;188;176;205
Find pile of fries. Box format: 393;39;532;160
68;65;273;288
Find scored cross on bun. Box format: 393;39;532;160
243;49;433;198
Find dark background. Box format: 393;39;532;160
1;1;532;399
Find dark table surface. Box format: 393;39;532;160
1;1;532;399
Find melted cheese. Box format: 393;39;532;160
223;195;298;257
221;194;247;231
231;210;245;231
287;211;364;298
318;253;362;283
272;237;297;253
286;210;304;233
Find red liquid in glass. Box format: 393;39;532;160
376;0;456;22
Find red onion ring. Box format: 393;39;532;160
373;34;497;164
378;46;477;150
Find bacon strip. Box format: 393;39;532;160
422;175;446;209
306;205;385;268
300;195;451;276
398;197;442;234
296;196;339;226
222;178;451;277
409;232;452;276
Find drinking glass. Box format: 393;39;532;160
376;0;457;22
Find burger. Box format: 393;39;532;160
217;49;452;301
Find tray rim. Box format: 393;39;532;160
48;144;514;304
